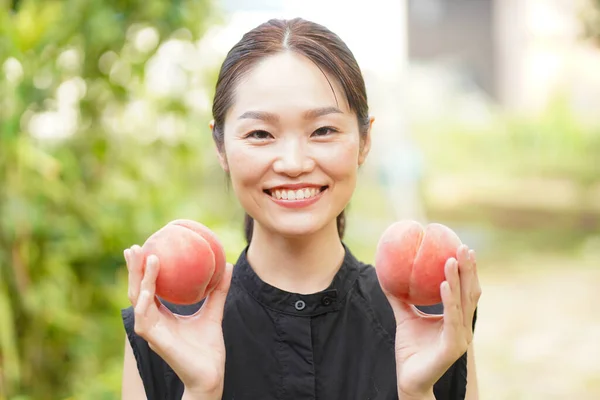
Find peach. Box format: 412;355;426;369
375;220;462;305
141;219;226;305
168;219;226;293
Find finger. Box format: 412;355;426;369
442;258;463;333
440;281;462;346
134;286;164;342
470;250;481;294
134;289;153;327
469;249;478;272
456;245;471;271
441;276;461;342
468;249;482;319
140;254;160;299
469;250;481;292
126;245;143;307
445;257;462;312
456;245;475;329
198;262;234;324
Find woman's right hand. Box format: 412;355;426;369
124;245;233;400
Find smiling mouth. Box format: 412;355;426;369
263;186;328;200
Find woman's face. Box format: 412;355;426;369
218;51;372;239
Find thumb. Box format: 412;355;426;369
197;263;234;324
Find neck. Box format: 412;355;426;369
246;221;346;294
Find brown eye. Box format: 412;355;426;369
312;127;337;137
246;130;272;140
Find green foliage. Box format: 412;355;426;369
413;95;600;186
0;1;241;398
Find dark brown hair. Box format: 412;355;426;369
211;18;370;244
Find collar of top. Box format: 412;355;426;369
232;243;361;316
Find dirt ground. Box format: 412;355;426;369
474;252;600;399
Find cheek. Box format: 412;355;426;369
316;140;361;181
225;144;269;192
227;151;252;185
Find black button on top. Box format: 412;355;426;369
294;300;306;311
321;296;333;306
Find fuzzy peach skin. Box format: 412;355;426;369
375;220;462;305
168;219;226;294
141;220;224;305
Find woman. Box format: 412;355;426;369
121;18;481;400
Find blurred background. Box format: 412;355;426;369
1;0;599;398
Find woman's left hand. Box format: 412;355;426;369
383;244;481;399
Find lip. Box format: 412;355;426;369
266;182;325;191
266;187;327;209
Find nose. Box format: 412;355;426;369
272;137;315;177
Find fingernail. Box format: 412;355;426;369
469;250;477;262
124;249;130;262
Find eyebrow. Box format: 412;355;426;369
238;111;279;123
238;106;343;122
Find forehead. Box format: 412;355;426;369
229;52;350;116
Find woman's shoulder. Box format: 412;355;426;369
352;260;387;302
347;260;396;341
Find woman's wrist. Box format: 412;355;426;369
182;387;221;400
398;387;436;400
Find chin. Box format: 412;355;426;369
266;217;330;239
274;225;322;239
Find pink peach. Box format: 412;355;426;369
141;220;225;305
375;220;462;305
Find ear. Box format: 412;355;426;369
358;116;375;166
210;119;229;173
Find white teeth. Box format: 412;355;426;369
270;187;323;200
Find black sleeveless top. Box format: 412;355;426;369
122;245;475;399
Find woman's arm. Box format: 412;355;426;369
122;337;148;400
465;342;479;399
